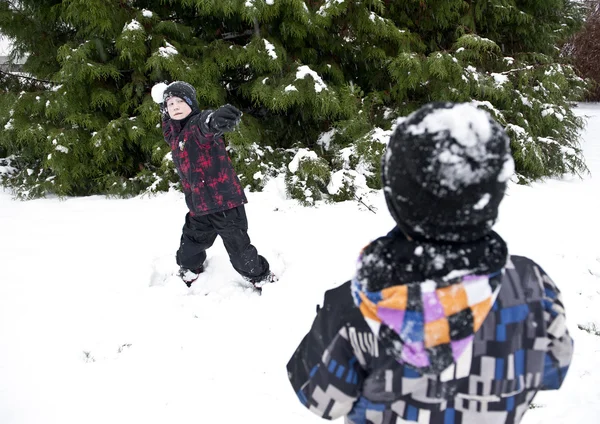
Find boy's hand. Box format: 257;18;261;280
211;104;242;134
159;102;168;118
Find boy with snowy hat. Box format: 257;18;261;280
286;102;573;424
154;81;276;288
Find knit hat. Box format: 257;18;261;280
383;102;515;243
162;81;199;112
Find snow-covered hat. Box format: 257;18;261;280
161;81;199;112
383;102;515;242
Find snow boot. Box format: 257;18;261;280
245;270;278;289
178;265;204;287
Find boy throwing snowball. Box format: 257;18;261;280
152;81;277;289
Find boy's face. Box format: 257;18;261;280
166;96;192;120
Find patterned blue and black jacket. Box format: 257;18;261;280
287;255;573;424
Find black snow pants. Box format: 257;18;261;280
176;205;270;280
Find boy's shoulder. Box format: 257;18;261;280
509;254;541;269
321;281;365;320
501;254;557;303
506;254;551;282
321;281;353;310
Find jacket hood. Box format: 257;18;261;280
351;231;505;374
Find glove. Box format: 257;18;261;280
210;104;242;134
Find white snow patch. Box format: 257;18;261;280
327;170;367;195
0;165;17;176
370;127;391;145
284;85;298;92
318;0;345;16
542;108;555;118
406;104;492;147
123;20;142;32
506;124;526;135
519;94;533;108
465;65;479;81
473;193;491;210
498;155;515;182
339;146;355;168
158;42;178;58
404;104;509;191
142;10;153;18
296;65;328;93
288;149;318;173
317;129;336;151
55;145;69;154
263;39;277;60
369;12;384;22
491;73;509;87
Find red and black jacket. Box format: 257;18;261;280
162;110;247;216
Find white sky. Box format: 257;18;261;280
0;36;13;55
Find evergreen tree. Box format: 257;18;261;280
0;0;589;203
568;0;600;101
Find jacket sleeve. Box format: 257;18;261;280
287;283;365;420
161;113;173;142
537;265;574;390
192;110;215;137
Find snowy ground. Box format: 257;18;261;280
1;104;599;424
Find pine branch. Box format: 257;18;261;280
355;195;377;214
253;17;261;37
498;64;547;75
221;30;254;40
0;69;54;85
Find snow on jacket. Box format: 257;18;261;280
162;111;247;216
286;255;573;424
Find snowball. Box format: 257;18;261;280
151;83;168;104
